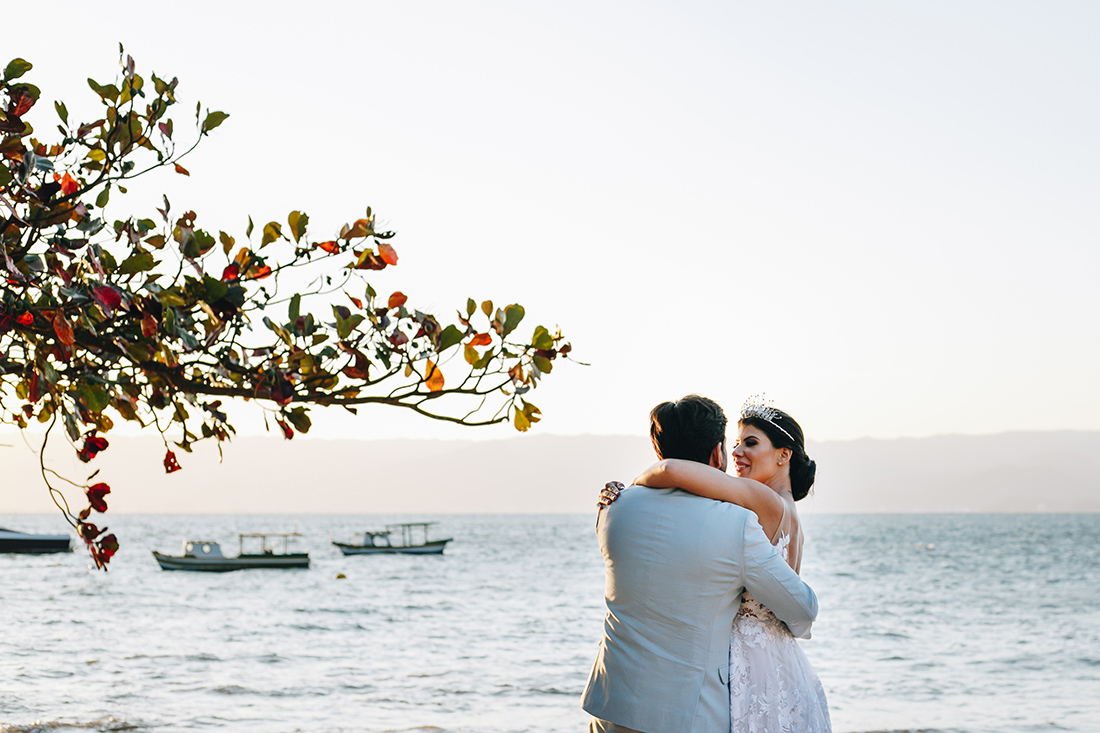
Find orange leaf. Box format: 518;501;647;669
59;172;79;196
425;360;444;392
316;240;340;254
388;291;408;310
378;243;398;266
53;311;75;346
17;312;33;326
469;333;492;347
174;163;190;176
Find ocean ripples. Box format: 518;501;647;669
2;513;1098;732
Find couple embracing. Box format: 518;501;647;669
582;394;831;732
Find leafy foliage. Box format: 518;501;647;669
0;49;572;568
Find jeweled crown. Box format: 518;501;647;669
740;394;796;444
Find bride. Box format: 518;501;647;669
600;398;831;733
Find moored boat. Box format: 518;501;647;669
333;522;452;556
0;527;72;554
152;532;309;571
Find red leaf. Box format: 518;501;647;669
10;89;34;117
276;418;294;440
158;122;172;139
86;482;111;513
348;294;363;309
246;265;272;280
78;522;103;543
221;263;240;282
53;310;75;346
163;449;181;473
388;330;409;347
174;163;190;176
387;291;408;310
378;243;398;266
316;240;340;254
16;312;33;326
469;333;492;347
141;312;158;338
92;285;122;313
78;435;109;463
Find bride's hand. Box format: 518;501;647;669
597;481;625;509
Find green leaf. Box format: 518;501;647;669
436;324;463;353
289;293;301;323
531;325;554;350
336;313;365;340
95;185;110;208
246;216;254;239
286;407;312;434
474;347;496;370
87;78;120;102
54;100;68;126
219;230;235;255
0;165;11;187
502;304;525;338
78;382;111;413
533;355;553;374
263;316;293;346
202;274;228;302
118;250;155;274
155;288;188;307
466;298;476;317
3;58;32;81
201;110;229;133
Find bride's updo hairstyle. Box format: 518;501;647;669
739;403;816;501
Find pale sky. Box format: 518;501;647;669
11;1;1100;444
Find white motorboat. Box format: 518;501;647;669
153;533;310;571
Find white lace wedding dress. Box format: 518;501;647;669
729;506;831;732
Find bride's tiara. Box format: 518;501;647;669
740;395;796;444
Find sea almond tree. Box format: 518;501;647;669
0;50;572;568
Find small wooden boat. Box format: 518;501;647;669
152;533;309;571
0;527;72;554
333;522;452;556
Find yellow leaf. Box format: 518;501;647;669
514;408;531;432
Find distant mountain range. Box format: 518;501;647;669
2;431;1097;514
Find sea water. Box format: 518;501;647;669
1;513;1097;733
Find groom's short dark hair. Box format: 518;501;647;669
649;394;727;464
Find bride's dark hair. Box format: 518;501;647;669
739;408;816;501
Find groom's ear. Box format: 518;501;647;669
708;440;726;471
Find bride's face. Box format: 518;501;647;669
731;424;784;484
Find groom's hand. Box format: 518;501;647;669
597;481;624;509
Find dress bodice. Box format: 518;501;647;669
737;499;798;627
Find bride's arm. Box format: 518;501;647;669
634;460;786;538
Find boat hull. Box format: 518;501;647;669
332;539;451;556
152;551;310;571
0;530;72;554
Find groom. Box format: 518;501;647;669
581;395;819;733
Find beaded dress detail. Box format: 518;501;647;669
729;505;831;732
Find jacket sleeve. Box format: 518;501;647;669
739;513;819;639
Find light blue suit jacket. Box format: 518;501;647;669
581;486;818;733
